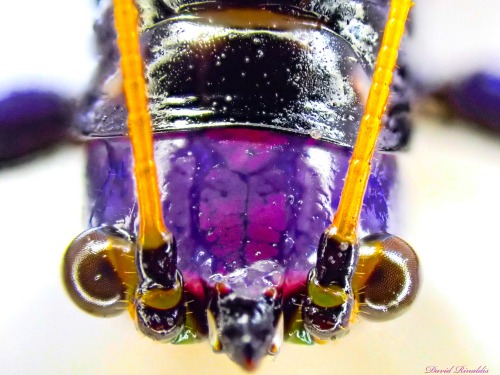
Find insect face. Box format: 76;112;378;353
62;0;418;369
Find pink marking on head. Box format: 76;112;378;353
247;224;281;243
244;242;279;263
248;193;287;230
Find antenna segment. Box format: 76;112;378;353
331;0;413;242
112;0;168;249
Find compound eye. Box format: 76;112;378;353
354;233;420;321
63;226;136;317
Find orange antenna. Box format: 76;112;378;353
330;0;413;242
112;0;168;249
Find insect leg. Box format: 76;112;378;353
0;91;73;164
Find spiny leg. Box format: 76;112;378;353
302;0;416;341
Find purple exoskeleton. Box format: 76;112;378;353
62;0;419;369
432;72;500;132
0;91;73;163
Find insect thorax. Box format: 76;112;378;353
78;0;410;151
